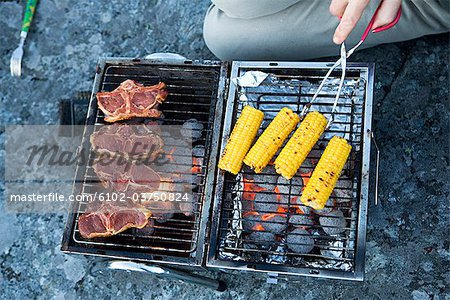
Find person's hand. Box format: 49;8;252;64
330;0;402;44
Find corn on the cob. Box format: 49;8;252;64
300;136;352;210
243;107;300;173
218;106;264;174
274;111;327;179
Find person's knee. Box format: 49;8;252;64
203;5;235;60
211;0;302;19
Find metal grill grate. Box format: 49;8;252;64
62;59;228;266
207;62;374;281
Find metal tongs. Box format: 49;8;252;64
302;1;402;206
301;1;402;127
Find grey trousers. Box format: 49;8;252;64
203;0;450;60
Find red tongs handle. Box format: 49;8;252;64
361;2;402;42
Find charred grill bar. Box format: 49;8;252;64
207;61;374;281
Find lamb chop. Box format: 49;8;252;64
92;159;161;194
90;123;164;161
96;80;168;122
78;202;152;238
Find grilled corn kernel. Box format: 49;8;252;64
244;107;300;173
218;106;264;174
274;111;327;179
301;136;352;210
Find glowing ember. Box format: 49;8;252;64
300;171;313;189
292;200;308;214
243;210;259;218
261;213;276;221
261;211;286;221
273;186;288;213
191;157;203;173
273;186;282;202
277;205;288;214
242;178;267;201
252;223;265;231
165;147;176;163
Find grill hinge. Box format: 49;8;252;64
266;272;279;284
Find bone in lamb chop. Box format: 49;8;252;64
90;122;164;161
78;202;152;238
96;80;169;123
92;158;161;194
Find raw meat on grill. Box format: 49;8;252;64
92;158;161;194
78;203;152;238
96;80;168;122
90;123;164;161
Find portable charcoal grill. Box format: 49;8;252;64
61;58;375;286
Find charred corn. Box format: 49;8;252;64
274;111;327;179
301;136;352;210
244;107;300;173
218;106;264;174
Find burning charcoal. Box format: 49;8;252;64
286;228;314;254
296;205;312;215
254;165;278;190
313;197;336;215
177;192;198;217
241;199;254;214
319;209;346;235
253;192;278;214
284;195;311;214
260;215;287;234
135;219;155;236
192;145;205;178
159;137;192;174
243;213;262;232
142;198;177;216
187;146;205;189
247;231;276;249
181;119;204;141
185;172;202;190
298;157;315;175
334;176;353;203
289;213;313;228
320;240;345;259
153;212;174;223
276;176;303;196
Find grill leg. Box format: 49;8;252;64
106;260;227;292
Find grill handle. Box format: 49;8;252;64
107;260;227;292
144;53;189;64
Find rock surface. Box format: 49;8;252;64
0;0;449;299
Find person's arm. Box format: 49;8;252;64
329;0;402;44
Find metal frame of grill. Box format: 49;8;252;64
61;58;375;283
61;57;229;267
206;61;374;281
